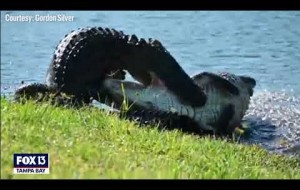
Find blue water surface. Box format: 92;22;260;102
1;11;300;94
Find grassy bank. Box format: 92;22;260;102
1;97;300;179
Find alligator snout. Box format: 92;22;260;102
14;83;50;102
239;76;256;96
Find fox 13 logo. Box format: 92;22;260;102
13;154;50;174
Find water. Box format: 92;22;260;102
1;11;300;157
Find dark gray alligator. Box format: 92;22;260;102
14;26;206;107
100;71;256;134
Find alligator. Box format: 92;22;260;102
100;71;256;134
14;26;206;107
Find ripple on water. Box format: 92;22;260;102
241;90;300;158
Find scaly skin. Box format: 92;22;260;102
120;105;207;135
101;72;256;134
15;26;206;107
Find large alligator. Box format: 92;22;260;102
13;26;255;134
14;26;206;107
100;71;256;134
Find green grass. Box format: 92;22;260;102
1;97;300;179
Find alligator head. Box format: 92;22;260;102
190;71;256;133
14;83;51;103
13;82;76;106
101;71;256;134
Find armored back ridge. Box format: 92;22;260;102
46;27;129;94
119;34;207;107
16;26;207;107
